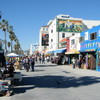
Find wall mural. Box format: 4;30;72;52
57;19;82;33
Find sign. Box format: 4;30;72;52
41;33;49;46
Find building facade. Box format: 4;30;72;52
80;25;100;71
39;14;100;55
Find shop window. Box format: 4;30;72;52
79;36;84;43
90;32;97;40
71;39;75;45
62;33;65;38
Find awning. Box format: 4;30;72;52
6;53;20;57
47;51;54;54
53;49;66;53
65;49;80;54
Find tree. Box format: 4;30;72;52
1;19;8;53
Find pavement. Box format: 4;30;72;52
0;62;100;100
59;64;100;77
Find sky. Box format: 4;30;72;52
0;0;100;51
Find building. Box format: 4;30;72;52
39;14;100;55
48;14;83;52
80;25;100;71
65;33;80;64
29;43;39;55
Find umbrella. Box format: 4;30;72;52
6;53;19;57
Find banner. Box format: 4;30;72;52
41;33;49;46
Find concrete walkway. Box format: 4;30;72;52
59;64;100;77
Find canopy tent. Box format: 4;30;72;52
6;53;20;57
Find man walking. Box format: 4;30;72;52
31;58;35;71
72;57;76;69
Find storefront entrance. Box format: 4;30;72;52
88;54;96;70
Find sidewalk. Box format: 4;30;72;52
59;64;100;77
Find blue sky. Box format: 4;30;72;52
0;0;100;50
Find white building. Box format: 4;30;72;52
39;14;100;53
29;43;39;55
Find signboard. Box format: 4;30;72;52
41;33;49;46
57;19;82;33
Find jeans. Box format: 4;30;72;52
73;64;75;69
31;65;34;71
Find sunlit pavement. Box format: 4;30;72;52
1;62;100;100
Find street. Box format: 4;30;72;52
1;62;100;100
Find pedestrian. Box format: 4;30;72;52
72;57;76;69
39;56;41;64
31;58;35;71
24;56;30;72
77;59;82;69
42;57;45;64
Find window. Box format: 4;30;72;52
51;39;53;42
71;39;75;45
51;30;53;33
90;32;97;40
43;28;45;31
46;28;48;31
79;36;84;43
62;33;65;38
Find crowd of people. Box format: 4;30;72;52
4;55;51;73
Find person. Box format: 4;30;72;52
42;57;45;64
77;59;82;69
39;56;41;64
31;58;35;71
24;57;30;72
72;57;76;69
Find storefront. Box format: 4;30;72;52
65;49;80;64
80;25;100;71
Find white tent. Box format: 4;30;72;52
6;53;20;57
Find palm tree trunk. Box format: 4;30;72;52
4;30;7;53
11;40;13;52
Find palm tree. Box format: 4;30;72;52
0;22;2;29
9;30;15;52
1;19;8;53
7;42;11;51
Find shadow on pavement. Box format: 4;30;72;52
13;75;100;95
35;64;58;67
